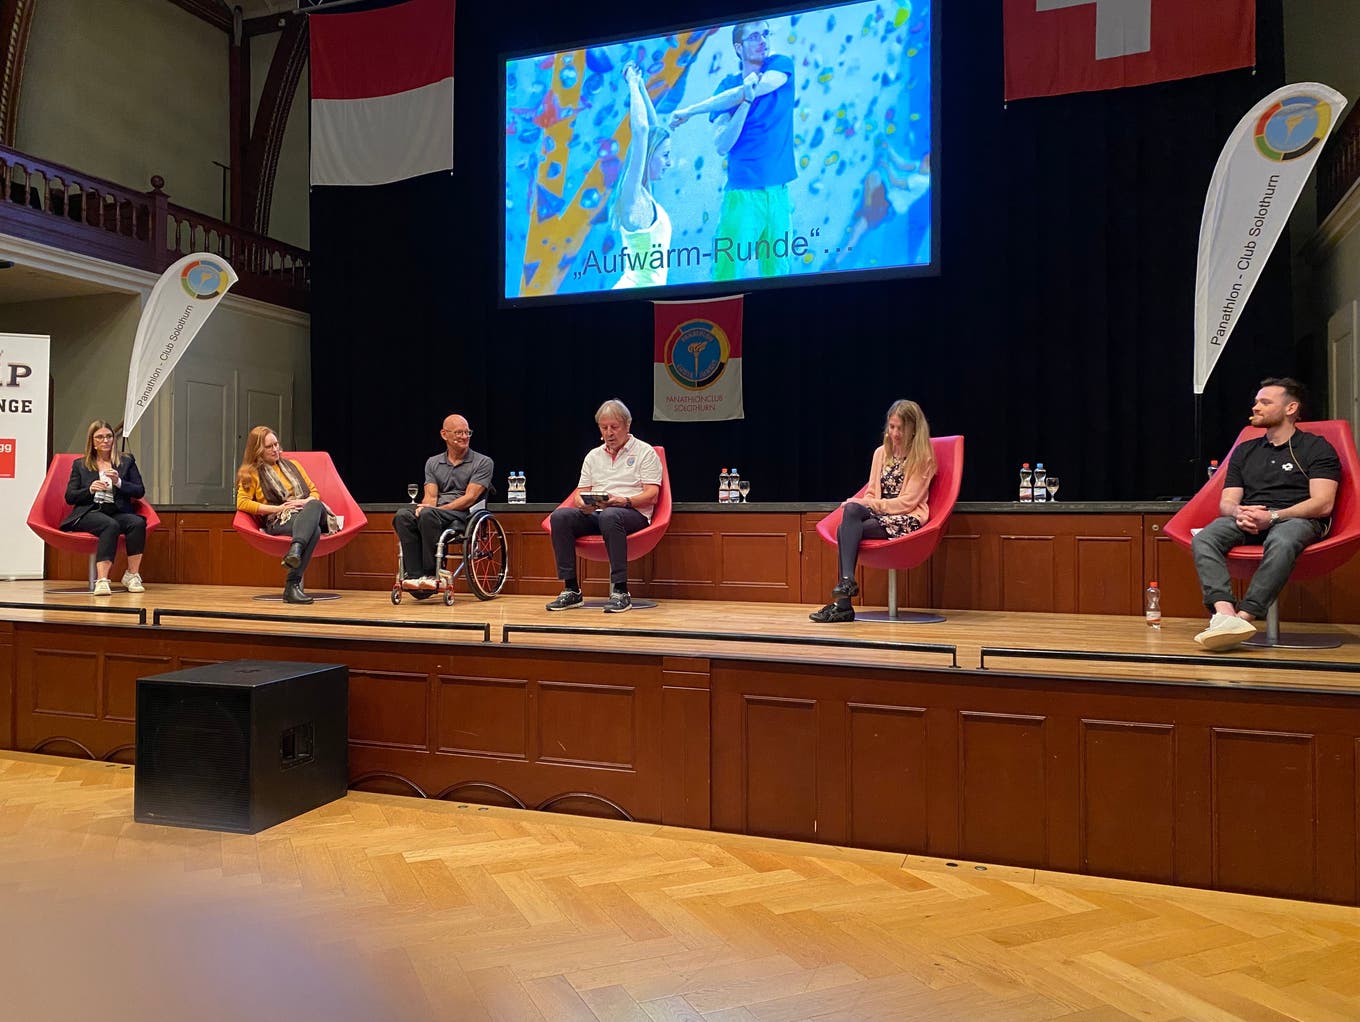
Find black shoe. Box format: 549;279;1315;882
546;589;584;611
283;581;314;604
603;590;632;613
282;542;304;570
810;601;854;623
831;577;859;598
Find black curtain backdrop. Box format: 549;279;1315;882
311;0;1293;505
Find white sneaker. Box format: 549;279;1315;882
1194;612;1257;651
92;578;112;596
121;572;144;593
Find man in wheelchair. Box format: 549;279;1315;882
393;413;497;601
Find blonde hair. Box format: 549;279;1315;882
236;425;277;490
882;399;934;482
82;420;116;471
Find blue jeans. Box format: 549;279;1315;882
1191;515;1326;618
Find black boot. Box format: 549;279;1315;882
283;580;313;604
810;600;855;623
282;541;304;570
831;576;859;598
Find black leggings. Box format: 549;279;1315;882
836;502;890;580
67;508;146;564
264;499;326;583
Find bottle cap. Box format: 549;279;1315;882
1148;580;1159;588
1022;462;1030;468
1037;462;1044;468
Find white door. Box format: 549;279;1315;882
1327;300;1358;449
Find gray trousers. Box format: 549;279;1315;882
1191;515;1326;618
264;499;326;584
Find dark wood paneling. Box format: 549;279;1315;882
742;695;818;841
29;648;99;717
661;656;711;829
537;681;635;769
1211;728;1318;900
104;653;173;723
847;703;928;853
0;622;12;748
348;669;430;751
959;711;1049;866
32;507;1360;622
1080;720;1176;882
436;676;528;759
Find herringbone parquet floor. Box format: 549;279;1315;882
2;752;1358;1021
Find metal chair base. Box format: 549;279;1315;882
252;592;343;603
1239;598;1344;649
857;568;946;623
855;609;947;624
582;598;659;610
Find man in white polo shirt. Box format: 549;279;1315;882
546;399;662;613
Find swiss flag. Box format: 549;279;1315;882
1004;0;1255;101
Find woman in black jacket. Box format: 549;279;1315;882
61;420;148;595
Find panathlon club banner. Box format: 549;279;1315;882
0;333;50;579
653;295;744;422
1004;0;1255;102
1194;83;1347;394
123;253;238;437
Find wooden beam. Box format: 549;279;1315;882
241;13;308;236
165;0;232;33
0;0;38;146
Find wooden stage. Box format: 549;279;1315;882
4;580;1360;908
5;750;1360;1021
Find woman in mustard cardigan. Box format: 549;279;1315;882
236;426;336;604
811;399;935;623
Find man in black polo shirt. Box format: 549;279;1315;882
1192;378;1341;650
393;413;494;595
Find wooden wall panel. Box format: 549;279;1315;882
537;681;635;769
29;648;99;717
959;711;1049;866
348;669;429;750
742;695;819;841
28;507;1360;622
1080;720;1176;882
0;622;12;748
1211;728;1318;900
661;656;711;829
847;703;928;853
436;676;528;759
104;653;173;723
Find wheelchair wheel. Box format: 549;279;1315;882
464;513;508;600
391;587;402;605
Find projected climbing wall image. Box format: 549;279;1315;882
503;0;934;301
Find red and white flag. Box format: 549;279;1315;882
653;296;744;422
1004;0;1255;102
309;0;455;186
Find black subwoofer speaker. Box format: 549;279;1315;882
135;660;348;834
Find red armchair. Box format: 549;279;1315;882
1164;420;1360;648
27;454;161;592
816;435;965;622
541;446;671;608
232;451;368;600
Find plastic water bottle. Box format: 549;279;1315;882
1019;463;1033;503
728;467;740;504
1207;459;1219;481
719;468;729;503
1145;581;1162;629
516;471;526;503
1033;463;1047;502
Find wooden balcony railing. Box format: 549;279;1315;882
0;144;308;312
1317;101;1360;227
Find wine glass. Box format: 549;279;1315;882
406;483;419;503
738;479;751;503
1045;475;1059;502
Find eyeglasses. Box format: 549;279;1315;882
445;430;473;438
93;434;114;441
